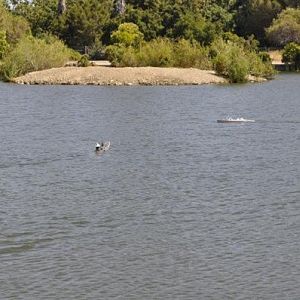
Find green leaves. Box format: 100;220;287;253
111;22;144;47
266;8;300;46
211;37;275;82
0;35;75;80
235;0;282;44
0;4;30;44
282;42;300;69
0;31;9;59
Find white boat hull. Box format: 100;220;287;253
217;118;255;123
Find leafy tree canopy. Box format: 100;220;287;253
266;8;300;46
235;0;282;44
111;22;144;46
3;0;300;50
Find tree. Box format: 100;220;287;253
10;0;58;36
0;3;30;44
59;0;113;48
173;11;216;45
266;8;300;46
278;0;300;8
235;0;282;44
282;42;300;69
111;22;143;46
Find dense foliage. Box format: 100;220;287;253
0;35;78;80
107;36;212;69
2;0;300;81
282;42;300;69
266;8;300;46
105;23;274;82
5;0;300;49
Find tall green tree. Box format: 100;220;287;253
266;8;300;46
0;2;30;44
60;0;113;48
235;0;282;44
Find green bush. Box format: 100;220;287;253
106;38;211;69
0;36;75;80
77;54;90;67
118;47;139;67
136;38;174;67
106;38;174;67
105;44;126;66
258;51;272;63
213;49;249;83
0;4;31;45
173;39;212;69
247;51;275;78
211;38;275;82
282;42;300;69
106;34;274;83
88;38;106;60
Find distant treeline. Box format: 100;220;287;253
1;0;300;81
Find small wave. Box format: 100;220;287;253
0;153;85;170
259;120;300;124
0;242;35;255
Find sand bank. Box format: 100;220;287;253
12;66;227;85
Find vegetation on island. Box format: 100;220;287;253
1;0;300;82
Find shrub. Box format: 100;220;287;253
0;36;75;80
213;46;249;83
258;51;272;62
118;47;139;67
282;42;300;69
173;39;212;69
105;44;126;66
77;54;90;67
136;38;174;67
88;38;106;60
211;38;275;82
106;38;211;69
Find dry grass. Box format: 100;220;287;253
268;50;283;64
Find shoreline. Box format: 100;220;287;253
12;66;228;86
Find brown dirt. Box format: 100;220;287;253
12;66;227;86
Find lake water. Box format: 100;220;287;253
0;74;299;299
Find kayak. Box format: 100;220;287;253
96;141;110;152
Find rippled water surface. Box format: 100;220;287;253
0;74;299;299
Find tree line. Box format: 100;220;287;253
0;0;300;82
4;0;300;49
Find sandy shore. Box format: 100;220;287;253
12;66;227;85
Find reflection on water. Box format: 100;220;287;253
0;74;299;299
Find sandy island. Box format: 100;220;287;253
12;66;228;86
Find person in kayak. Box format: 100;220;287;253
95;142;101;151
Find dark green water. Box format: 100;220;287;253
0;74;299;299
